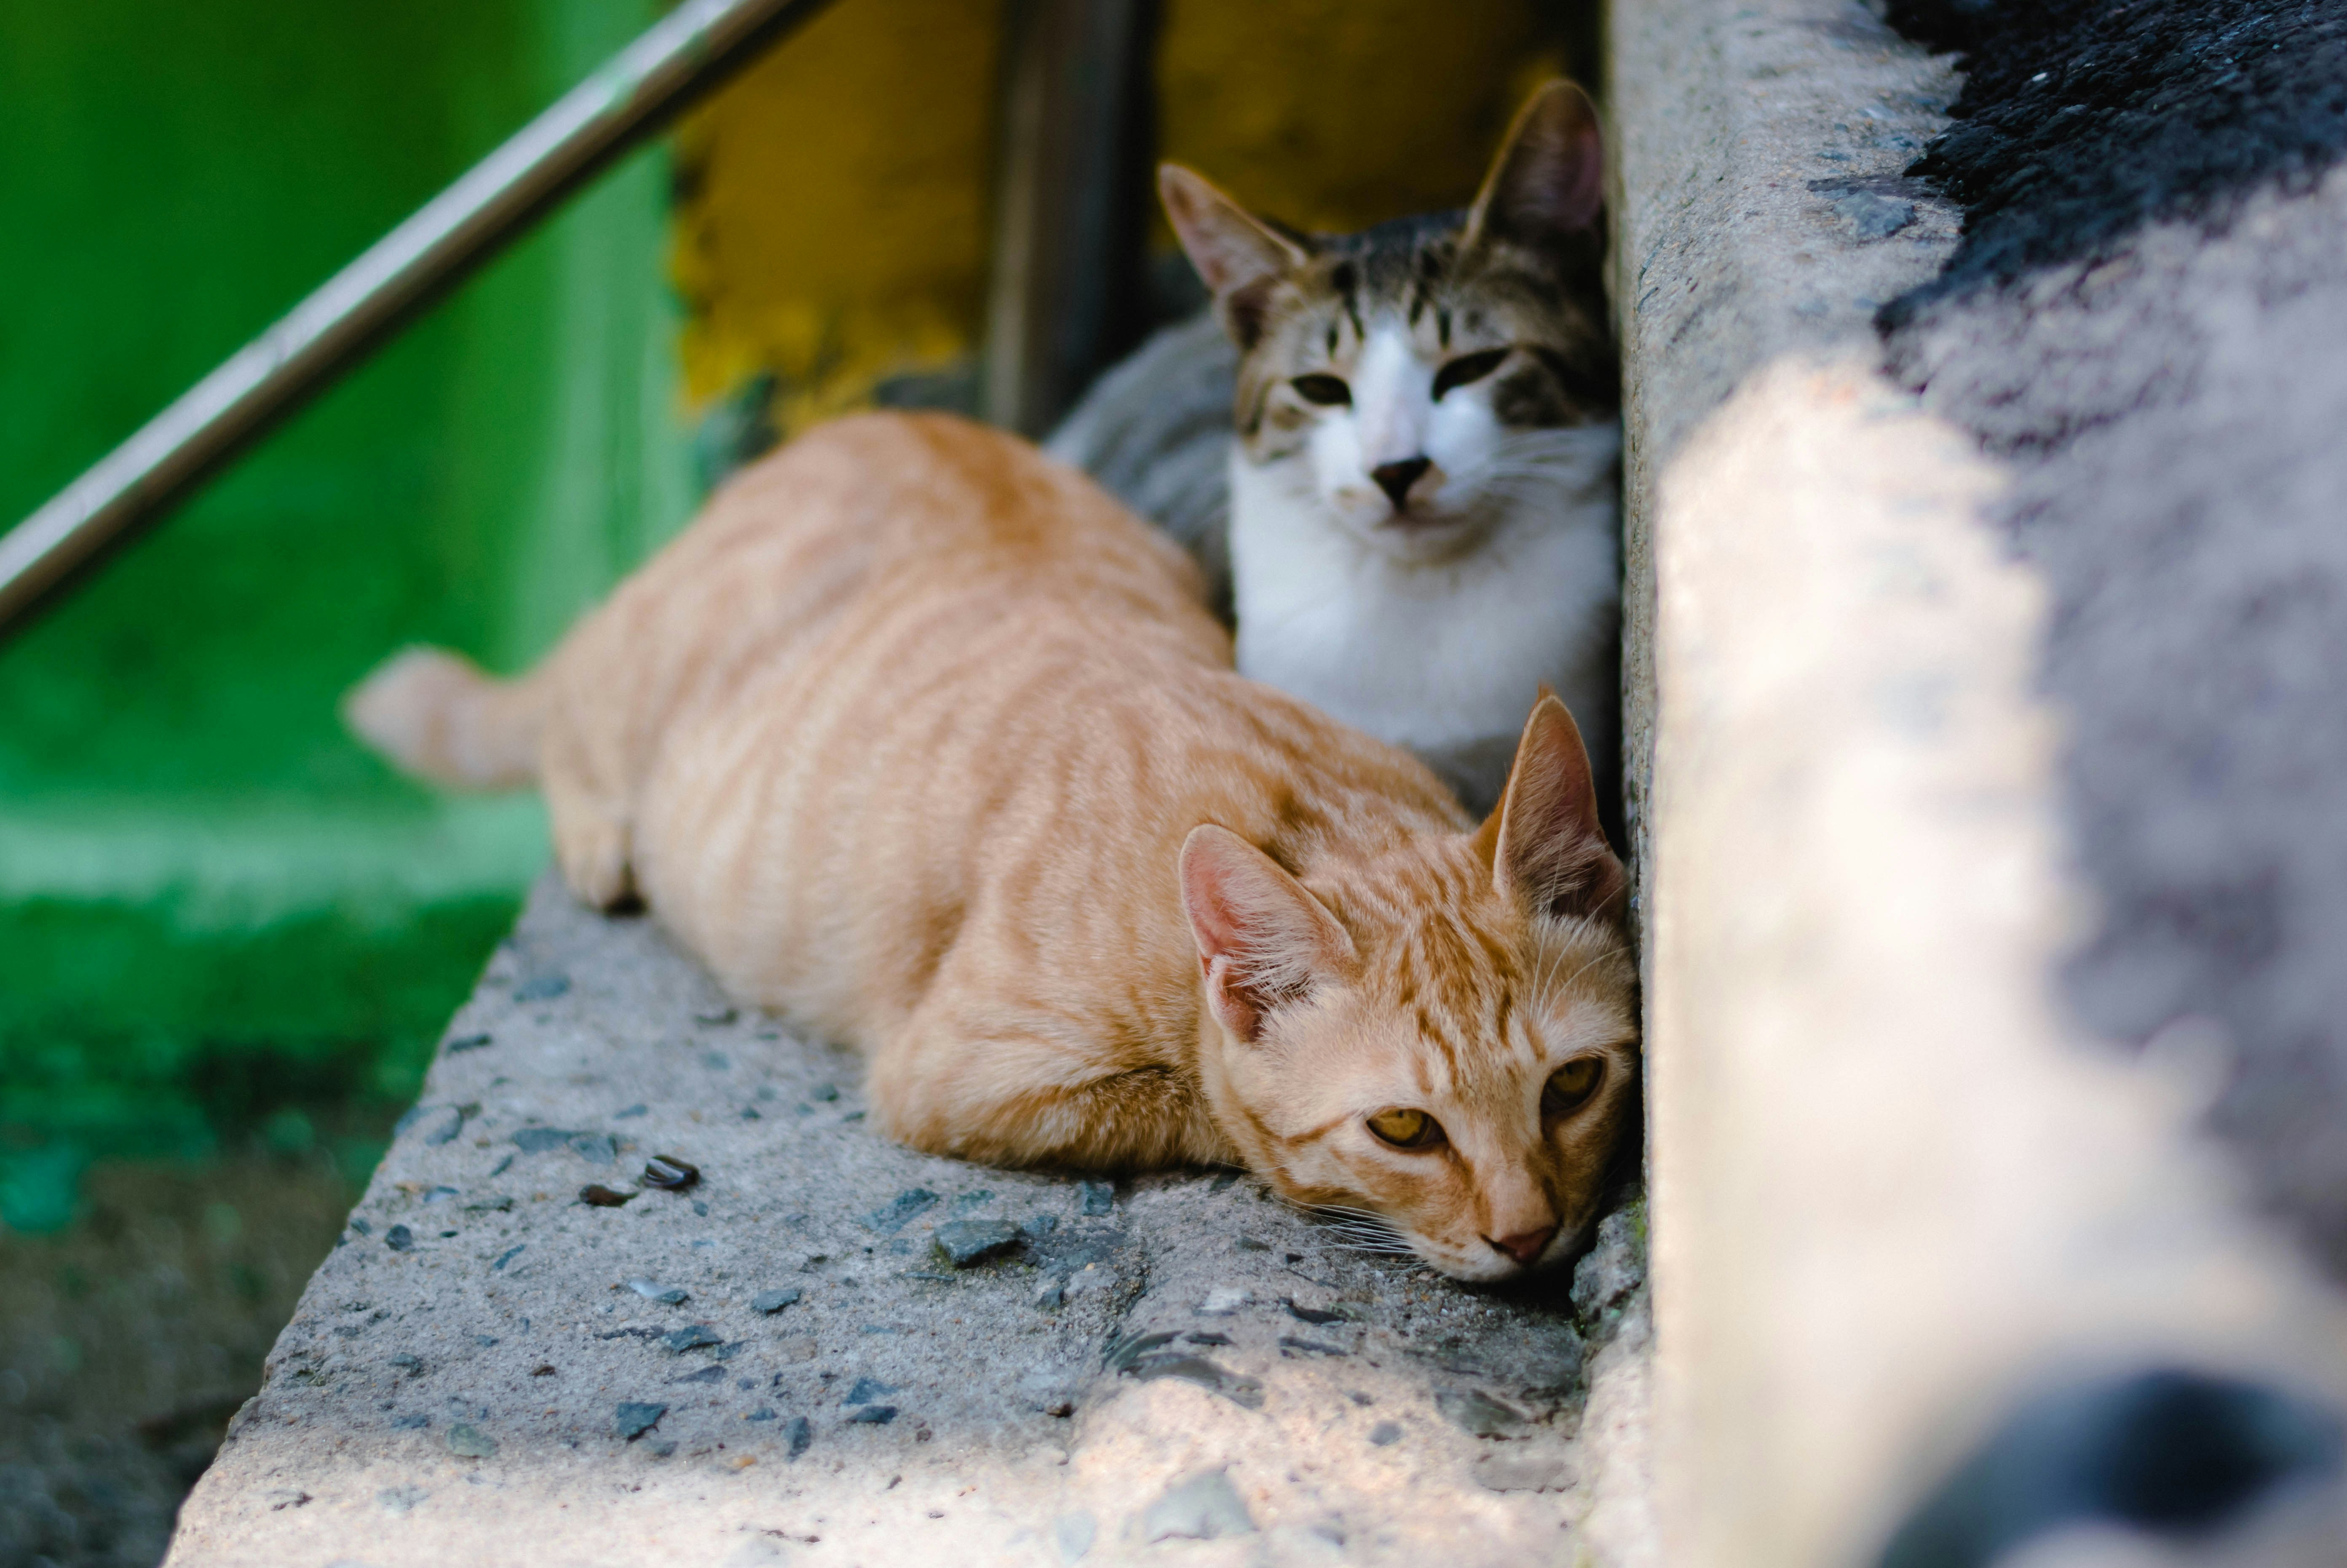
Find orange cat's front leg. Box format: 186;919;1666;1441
866;999;1232;1173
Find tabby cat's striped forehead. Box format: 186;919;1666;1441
1235;208;1616;435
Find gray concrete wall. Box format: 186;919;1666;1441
1614;3;2347;1565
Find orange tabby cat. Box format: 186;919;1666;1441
347;413;1636;1281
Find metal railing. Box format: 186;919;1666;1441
0;0;838;638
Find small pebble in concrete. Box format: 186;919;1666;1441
1436;1388;1530;1438
491;1245;525;1272
446;1424;497;1459
1831;190;1915;239
446;1033;493;1053
1022;1214;1059;1239
951;1190;995;1214
384;1226;414;1253
785;1416;812;1458
844;1378;899;1405
464;1196;513;1213
378;1485;428;1515
662;1324;723;1353
512;973;570;1002
694;1007;738;1026
642;1154;700;1191
1285;1299;1347;1325
1279;1335;1347;1357
391;1414;429;1430
740;1106;761;1120
864;1188;940;1233
1078;1181;1114;1216
747;1407;776;1421
422;1186;460;1204
1053;1511;1096;1563
580;1185;634;1207
702;1051;732;1071
672;1365;725;1385
350;1218;372;1236
613;1103;648;1119
847;1405;898;1424
511;1127;583;1154
570;1133;618;1166
1127;1352;1265;1410
1472;1448;1576;1493
389;1354;423;1376
1142;1468;1256;1542
751;1289;803;1314
1184;1331;1233;1347
628;1279;688;1304
933;1219;1022;1267
613;1402;666;1440
423;1109;465;1146
810;1083;839;1101
1368;1421;1403;1446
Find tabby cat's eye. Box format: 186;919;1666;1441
1366;1106;1445;1149
1542;1058;1604;1119
1432;347;1511;400
1291;374;1352;407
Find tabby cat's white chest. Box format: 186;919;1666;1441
1226;436;1620;777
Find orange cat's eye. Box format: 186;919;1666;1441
1291;374;1352;406
1542;1058;1604;1119
1366;1107;1445;1149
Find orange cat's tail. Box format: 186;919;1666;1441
343;646;544;789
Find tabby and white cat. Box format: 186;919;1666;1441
1048;81;1619;815
347;414;1638;1281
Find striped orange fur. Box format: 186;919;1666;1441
347;412;1637;1280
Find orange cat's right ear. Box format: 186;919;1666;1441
1159;164;1309;350
1180;825;1356;1044
1477;695;1626;923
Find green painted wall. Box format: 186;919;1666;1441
0;0;692;1228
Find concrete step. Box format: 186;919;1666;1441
163;879;1657;1567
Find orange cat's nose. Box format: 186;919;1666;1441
1488;1226;1558;1267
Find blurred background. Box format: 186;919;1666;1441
0;0;1594;1559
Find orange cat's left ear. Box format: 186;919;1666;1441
1463;80;1606;253
1180;825;1357;1044
1477;694;1626;922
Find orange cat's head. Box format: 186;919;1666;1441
1181;696;1637;1282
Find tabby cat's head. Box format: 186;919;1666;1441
1181;696;1637;1282
1162;80;1617;563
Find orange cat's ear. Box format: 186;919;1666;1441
1463;80;1605;253
1478;694;1625;922
1180;825;1357;1043
1159;164;1310;350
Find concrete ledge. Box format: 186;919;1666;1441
1613;3;2347;1565
165;879;1657;1567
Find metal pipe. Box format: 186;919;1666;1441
0;0;839;639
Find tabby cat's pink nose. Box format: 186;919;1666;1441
1489;1226;1558;1266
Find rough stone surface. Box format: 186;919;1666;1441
163;877;1654;1566
1612;3;2347;1565
1879;2;2347;1287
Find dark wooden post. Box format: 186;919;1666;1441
982;0;1157;439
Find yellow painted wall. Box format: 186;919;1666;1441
672;0;1590;427
1155;0;1579;238
670;0;1008;419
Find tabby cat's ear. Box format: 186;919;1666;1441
1463;80;1606;254
1476;694;1625;922
1180;825;1357;1044
1159;164;1309;350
